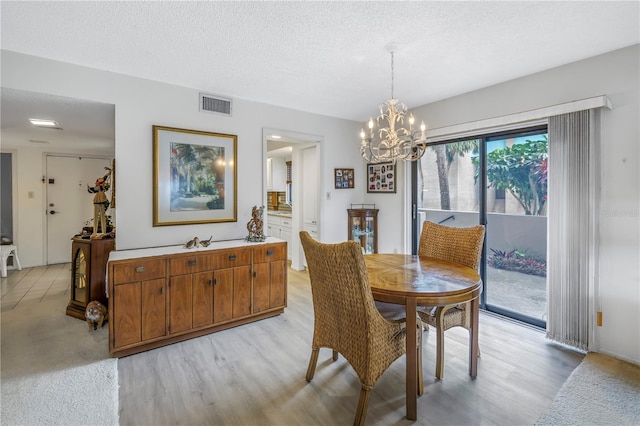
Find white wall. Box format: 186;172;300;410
1;50;362;264
408;44;640;364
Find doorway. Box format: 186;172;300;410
263;128;322;271
46;155;112;264
0;153;14;244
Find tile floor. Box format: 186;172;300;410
0;263;70;311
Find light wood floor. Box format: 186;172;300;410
1;265;584;425
117;267;583;426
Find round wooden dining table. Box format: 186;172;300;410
363;254;482;421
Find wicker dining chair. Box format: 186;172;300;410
300;231;422;426
417;220;485;380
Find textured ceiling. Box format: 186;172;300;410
1;1;638;150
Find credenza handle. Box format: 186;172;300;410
135;266;145;273
266;250;273;256
229;255;236;261
188;259;197;266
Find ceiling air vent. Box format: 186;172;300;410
199;93;232;116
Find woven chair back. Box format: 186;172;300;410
299;231;386;362
418;221;485;271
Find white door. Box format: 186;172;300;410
46;155;112;264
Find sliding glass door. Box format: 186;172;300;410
413;126;548;327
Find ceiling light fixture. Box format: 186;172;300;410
360;43;427;163
29;118;59;127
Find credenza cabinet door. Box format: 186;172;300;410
213;268;233;323
169;275;193;334
233;265;252;318
113;277;166;348
113;281;142;348
192;271;214;328
141;278;167;341
252;262;270;313
269;260;287;308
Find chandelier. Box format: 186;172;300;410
360;44;427;163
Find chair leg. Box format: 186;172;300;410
332;350;338;361
12;248;21;271
1;254;6;278
306;348;319;382
354;386;371;426
435;307;447;380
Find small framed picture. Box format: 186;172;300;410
335;168;354;189
366;162;396;193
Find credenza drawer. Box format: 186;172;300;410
215;249;251;270
253;243;286;263
112;259;166;284
169;253;217;275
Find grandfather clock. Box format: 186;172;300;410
66;237;115;320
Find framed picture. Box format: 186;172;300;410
334;168;355;189
153;125;237;226
366;162;396;193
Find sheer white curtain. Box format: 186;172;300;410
547;109;599;350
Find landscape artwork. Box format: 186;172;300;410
153;125;237;226
170;142;225;211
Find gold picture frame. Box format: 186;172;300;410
153;125;237;226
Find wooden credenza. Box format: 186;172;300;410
107;238;287;358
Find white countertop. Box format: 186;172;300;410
108;237;285;262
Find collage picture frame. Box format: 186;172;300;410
334;168;355;189
366;162;396;193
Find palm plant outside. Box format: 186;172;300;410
417;140;478;209
473;136;548;215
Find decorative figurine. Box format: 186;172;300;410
185;236;200;249
200;236;213;247
87;167;112;237
245;206;266;242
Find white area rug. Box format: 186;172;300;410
1;293;118;425
536;352;640;425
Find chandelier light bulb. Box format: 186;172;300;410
409;114;415;126
368;118;374;129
